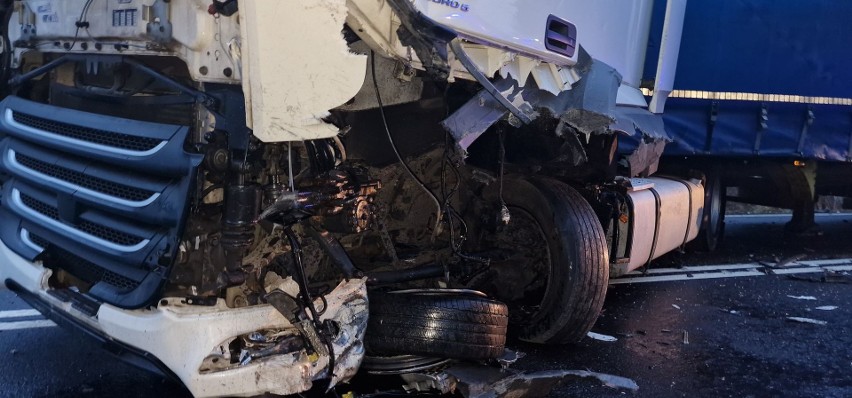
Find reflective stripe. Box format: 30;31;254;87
641;88;852;106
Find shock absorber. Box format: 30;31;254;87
217;159;261;288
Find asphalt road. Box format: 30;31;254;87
1;213;851;398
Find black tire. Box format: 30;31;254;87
365;291;508;360
690;172;726;252
484;177;609;344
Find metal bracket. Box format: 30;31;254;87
797;107;815;155
8;55;216;109
704;101;718;153
144;1;173;43
754;104;768;154
847;112;852;162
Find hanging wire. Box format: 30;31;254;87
370;51;442;234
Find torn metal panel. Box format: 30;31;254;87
381;0;455;80
441;47;670;175
239;0;367;142
441;81;511;154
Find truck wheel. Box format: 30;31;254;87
477;177;609;344
365;290;508;360
691;172;726;252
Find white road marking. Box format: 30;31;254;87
726;213;851;219
611;260;852;285
0;309;41;319
815;306;839;311
0;320;56;331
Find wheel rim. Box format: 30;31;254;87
478;206;552;325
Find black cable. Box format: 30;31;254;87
370;51;442;230
68;0;94;51
283;228;336;378
498;129;507;206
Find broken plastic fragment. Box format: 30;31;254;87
586;332;618;342
496;349;526;370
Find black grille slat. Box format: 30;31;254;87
19;193;145;246
28;232;49;249
39;241;141;291
15;153;156;202
77;221;145;246
20;193;59;220
12;111;162;152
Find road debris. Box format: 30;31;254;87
774;254;808;268
788;269;852;284
447;365;639;398
672;304;681;309
786;317;828;326
815;306;838;311
787;295;818;300
586;332;618;342
496;349;526;370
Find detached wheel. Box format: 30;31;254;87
690;171;726;252
365;290;508;360
473;177;609;344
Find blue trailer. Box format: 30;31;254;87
645;0;852;240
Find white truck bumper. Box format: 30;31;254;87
0;240;368;398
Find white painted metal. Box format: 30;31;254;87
98;278;367;397
239;1;368;142
412;0;654;82
649;0;688;114
411;0;654;104
12;0;242;83
346;1;580;95
412;0;578;66
619;177;704;275
0;238;367;397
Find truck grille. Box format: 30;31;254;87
12;111;163;152
0;96;202;308
15;153;156;202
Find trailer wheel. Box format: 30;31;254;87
365;290;508;360
691;172;726;252
476;177;609;344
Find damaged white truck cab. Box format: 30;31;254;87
0;0;700;396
